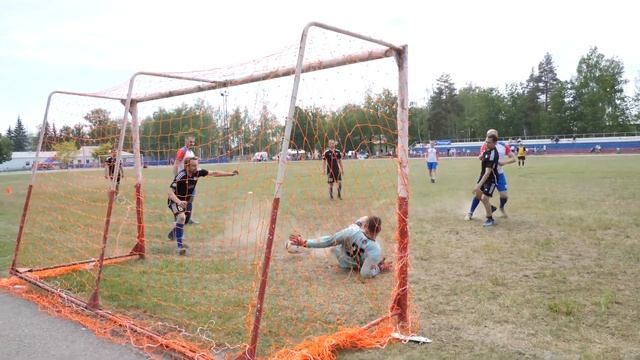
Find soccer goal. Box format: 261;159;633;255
8;22;412;359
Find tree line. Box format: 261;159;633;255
421;47;639;141
2;46;639;164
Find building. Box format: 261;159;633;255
0;146;134;172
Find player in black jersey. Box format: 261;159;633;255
322;140;344;200
167;156;239;255
104;149;124;197
473;133;499;227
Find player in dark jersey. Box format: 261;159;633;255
104;149;124;197
167;156;239;255
473;133;500;227
322;140;344;200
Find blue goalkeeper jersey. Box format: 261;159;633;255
306;224;383;278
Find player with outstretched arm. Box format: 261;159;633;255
167;156;239;255
287;216;392;278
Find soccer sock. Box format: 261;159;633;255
329;186;333;197
175;223;185;248
187;202;193;218
338;184;342;196
470;197;480;214
500;197;508;209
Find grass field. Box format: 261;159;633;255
1;155;639;359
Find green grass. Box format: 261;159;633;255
1;155;639;359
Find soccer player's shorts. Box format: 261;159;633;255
518;156;525;160
480;181;496;197
496;173;508;192
168;201;186;216
327;171;342;183
169;201;192;223
427;162;438;170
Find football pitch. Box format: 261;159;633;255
0;155;639;359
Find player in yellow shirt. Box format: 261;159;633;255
517;143;526;167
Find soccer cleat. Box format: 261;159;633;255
499;207;509;218
491;205;497;213
430;178;435;183
329;193;334;200
188;218;200;225
464;213;472;221
178;248;187;256
167;230;174;241
483;218;496;227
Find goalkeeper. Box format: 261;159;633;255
288;216;392;278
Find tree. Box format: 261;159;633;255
408;103;429;144
427;74;463;139
456;85;506;140
92;142;113;162
58;125;74;144
254;104;279;154
11;117;29;151
0;134;12;164
140;101;218;161
53;141;78;168
84;108;119;145
572;47;629;133
6;126;13;142
632;76;640;127
38;122;54;151
537;53;559;112
544;81;575;135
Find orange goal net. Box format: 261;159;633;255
5;22;414;359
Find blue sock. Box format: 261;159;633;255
175;223;185;248
470;197;480;214
500;197;508;209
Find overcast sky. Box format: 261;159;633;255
1;0;638;133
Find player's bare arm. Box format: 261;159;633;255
207;169;239;177
499;152;516;166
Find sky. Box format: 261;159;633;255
1;0;639;133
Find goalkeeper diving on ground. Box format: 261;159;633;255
287;216;392;278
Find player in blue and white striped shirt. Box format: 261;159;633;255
288;216;392;278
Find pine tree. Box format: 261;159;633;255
537;53;559;113
427;74;463;139
12;117;29;151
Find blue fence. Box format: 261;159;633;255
144;156;230;167
411;137;640;157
